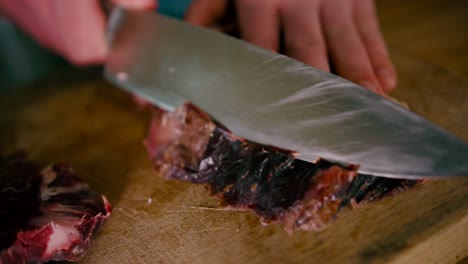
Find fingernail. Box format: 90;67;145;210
376;68;397;90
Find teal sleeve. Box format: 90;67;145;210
157;0;193;19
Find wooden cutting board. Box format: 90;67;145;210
1;48;467;264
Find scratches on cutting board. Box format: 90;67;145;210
167;205;244;212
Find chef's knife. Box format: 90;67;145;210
104;7;468;180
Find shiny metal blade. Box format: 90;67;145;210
105;8;468;179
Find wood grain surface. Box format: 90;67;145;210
377;0;468;78
0;48;467;264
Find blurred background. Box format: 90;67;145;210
377;0;468;77
0;0;467;91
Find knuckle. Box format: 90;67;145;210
279;0;318;14
286;40;326;55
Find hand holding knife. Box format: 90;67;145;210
1;1;466;179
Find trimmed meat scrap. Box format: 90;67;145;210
145;103;419;233
0;152;111;263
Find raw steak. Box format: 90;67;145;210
145;103;419;233
0;152;111;263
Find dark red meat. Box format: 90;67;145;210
145;103;419;233
0;152;111;263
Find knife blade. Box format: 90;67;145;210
104;7;468;180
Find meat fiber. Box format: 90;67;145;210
145;103;419;233
0;152;111;263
